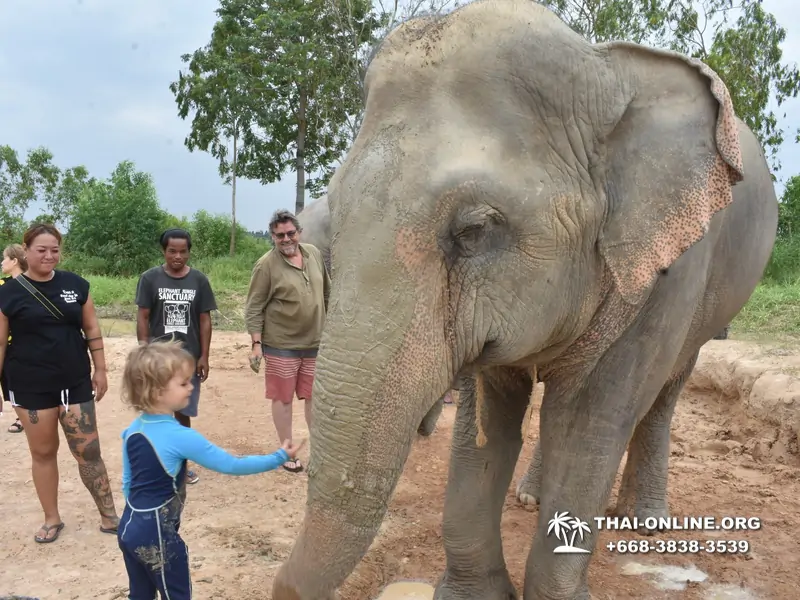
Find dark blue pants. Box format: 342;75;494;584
118;501;191;599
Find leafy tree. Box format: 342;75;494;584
67;161;167;277
172;0;381;214
170;14;260;256
777;175;800;239
540;0;800;175
0;146;92;239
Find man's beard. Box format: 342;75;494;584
279;242;298;255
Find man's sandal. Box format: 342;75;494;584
283;459;303;473
8;419;23;433
34;522;64;544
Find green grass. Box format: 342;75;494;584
731;282;800;341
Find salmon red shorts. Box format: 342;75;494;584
262;346;317;404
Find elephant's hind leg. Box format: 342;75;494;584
435;369;531;600
612;350;700;535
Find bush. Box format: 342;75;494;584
65;161;167;276
188;209;262;260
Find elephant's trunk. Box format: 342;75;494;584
273;287;449;599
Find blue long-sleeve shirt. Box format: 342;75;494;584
121;413;289;510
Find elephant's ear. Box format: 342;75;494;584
597;43;744;306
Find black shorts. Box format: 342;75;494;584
6;377;94;411
0;372;8;403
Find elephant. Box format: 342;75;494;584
298;196;448;437
272;2;778;599
297;190;726;500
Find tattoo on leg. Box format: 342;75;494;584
76;438;117;518
77;401;96;435
28;409;39;424
60;404;117;520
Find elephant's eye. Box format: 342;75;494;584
456;223;485;240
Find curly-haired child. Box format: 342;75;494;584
117;340;304;599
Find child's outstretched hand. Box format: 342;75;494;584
281;438;306;459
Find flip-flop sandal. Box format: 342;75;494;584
8;420;23;433
282;459;304;473
99;514;119;534
34;522;64;544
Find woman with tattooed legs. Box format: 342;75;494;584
0;223;119;543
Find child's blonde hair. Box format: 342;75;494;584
122;340;195;412
3;243;28;271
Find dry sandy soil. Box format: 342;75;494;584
1;329;798;600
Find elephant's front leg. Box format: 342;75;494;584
613;351;699;534
523;377;648;600
435;369;532;600
523;331;693;600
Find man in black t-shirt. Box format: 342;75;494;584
135;229;217;484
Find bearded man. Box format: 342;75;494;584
245;209;330;473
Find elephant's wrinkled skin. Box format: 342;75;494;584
273;2;778;599
298;196;447;437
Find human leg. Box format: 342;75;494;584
264;353;302;471
175;372;201;484
58;380;119;532
154;521;193;599
119;541;159;600
296;356;316;430
11;393;62;542
1;375;22;432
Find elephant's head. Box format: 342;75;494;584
273;1;742;597
296;195;332;272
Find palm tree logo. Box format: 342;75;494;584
547;511;592;554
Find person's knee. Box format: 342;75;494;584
30;441;59;462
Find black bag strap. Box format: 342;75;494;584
15;275;64;320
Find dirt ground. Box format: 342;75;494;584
1;330;798;600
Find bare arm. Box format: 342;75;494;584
0;310;7;382
199;312;212;360
136;307;151;345
82;294;107;373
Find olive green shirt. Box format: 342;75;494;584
244;243;331;350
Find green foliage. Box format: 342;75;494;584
188;209;262;258
777;175;800;240
171;0;382;212
542;0;800;175
65;161;168;277
541;0;674;44
0;145;92;239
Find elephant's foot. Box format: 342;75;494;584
523;580;591;600
434;568;518;600
609;499;670;537
515;474;540;507
634;505;671;536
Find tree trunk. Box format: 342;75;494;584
229;128;238;257
295;90;307;215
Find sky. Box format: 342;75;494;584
0;0;797;234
